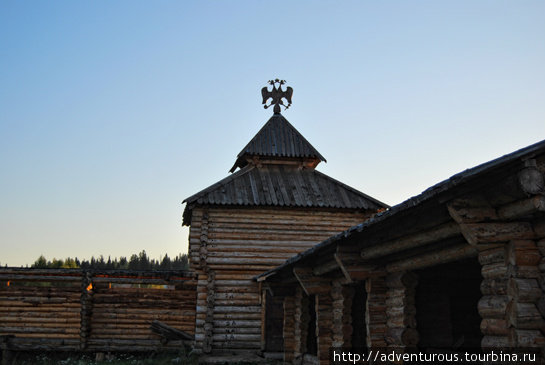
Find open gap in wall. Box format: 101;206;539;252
351;281;367;350
265;291;284;352
306;294;317;356
415;257;482;350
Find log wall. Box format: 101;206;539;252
188;207;371;353
0;269;196;352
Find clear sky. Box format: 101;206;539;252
1;1;544;267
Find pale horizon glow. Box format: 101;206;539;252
1;1;544;266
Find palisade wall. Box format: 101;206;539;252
0;268;196;352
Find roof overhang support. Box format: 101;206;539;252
293;267;331;296
335;245;378;282
261;281;296;297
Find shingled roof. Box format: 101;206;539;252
182;164;388;225
230;113;326;172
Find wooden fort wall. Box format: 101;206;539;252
188;206;373;353
0;269;196;353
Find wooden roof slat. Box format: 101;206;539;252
183;165;387;224
230;114;326;172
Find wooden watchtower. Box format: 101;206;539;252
182;81;387;354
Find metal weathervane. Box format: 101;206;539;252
261;79;293;113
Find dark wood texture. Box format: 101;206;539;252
0;269;196;353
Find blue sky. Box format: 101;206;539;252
1;1;544;266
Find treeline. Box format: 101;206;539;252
31;250;189;270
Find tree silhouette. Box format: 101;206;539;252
30;251;189;270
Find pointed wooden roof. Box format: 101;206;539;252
230;113;326;172
182;111;388;225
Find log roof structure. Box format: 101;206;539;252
230;113;326;172
257;139;545;364
182;112;387;225
257;139;545;282
182;164;385;225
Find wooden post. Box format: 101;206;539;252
366;276;388;347
283;295;296;363
202;270;215;354
506;240;545;348
331;280;344;348
385;272;418;348
449;192;545;349
316;291;333;365
342;285;355;350
80;270;93;350
293;287;307;362
197;210;215;354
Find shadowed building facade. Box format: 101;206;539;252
258;139;545;365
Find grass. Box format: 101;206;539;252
9;350;199;365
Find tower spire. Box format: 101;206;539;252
261;79;293;114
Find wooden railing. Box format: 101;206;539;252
0;268;196;352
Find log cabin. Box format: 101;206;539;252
182;87;388;355
257;139;545;365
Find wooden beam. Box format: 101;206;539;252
386;244;477;272
335;245;379;282
360;222;460;260
459;222;534;245
448;193;545;224
262;282;296;297
293;267;330;296
497;195;545;220
312;259;340;276
518;159;544;195
447;197;497;224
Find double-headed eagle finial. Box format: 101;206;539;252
261;79;293;114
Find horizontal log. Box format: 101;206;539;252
362;222;460;260
480;318;508;336
447;198;497;223
481;263;508;279
386;244;477;272
478;247;506;265
478;295;509;318
481;335;509;347
480;278;508;295
507;240;541;266
460;222;534;245
0;317;79;324
0;326;79;334
509;329;545;347
507;302;544;329
312;259;339;276
497;195;545;220
211;320;261;328
507;278;542;302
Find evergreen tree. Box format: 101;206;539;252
33;255;48;268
